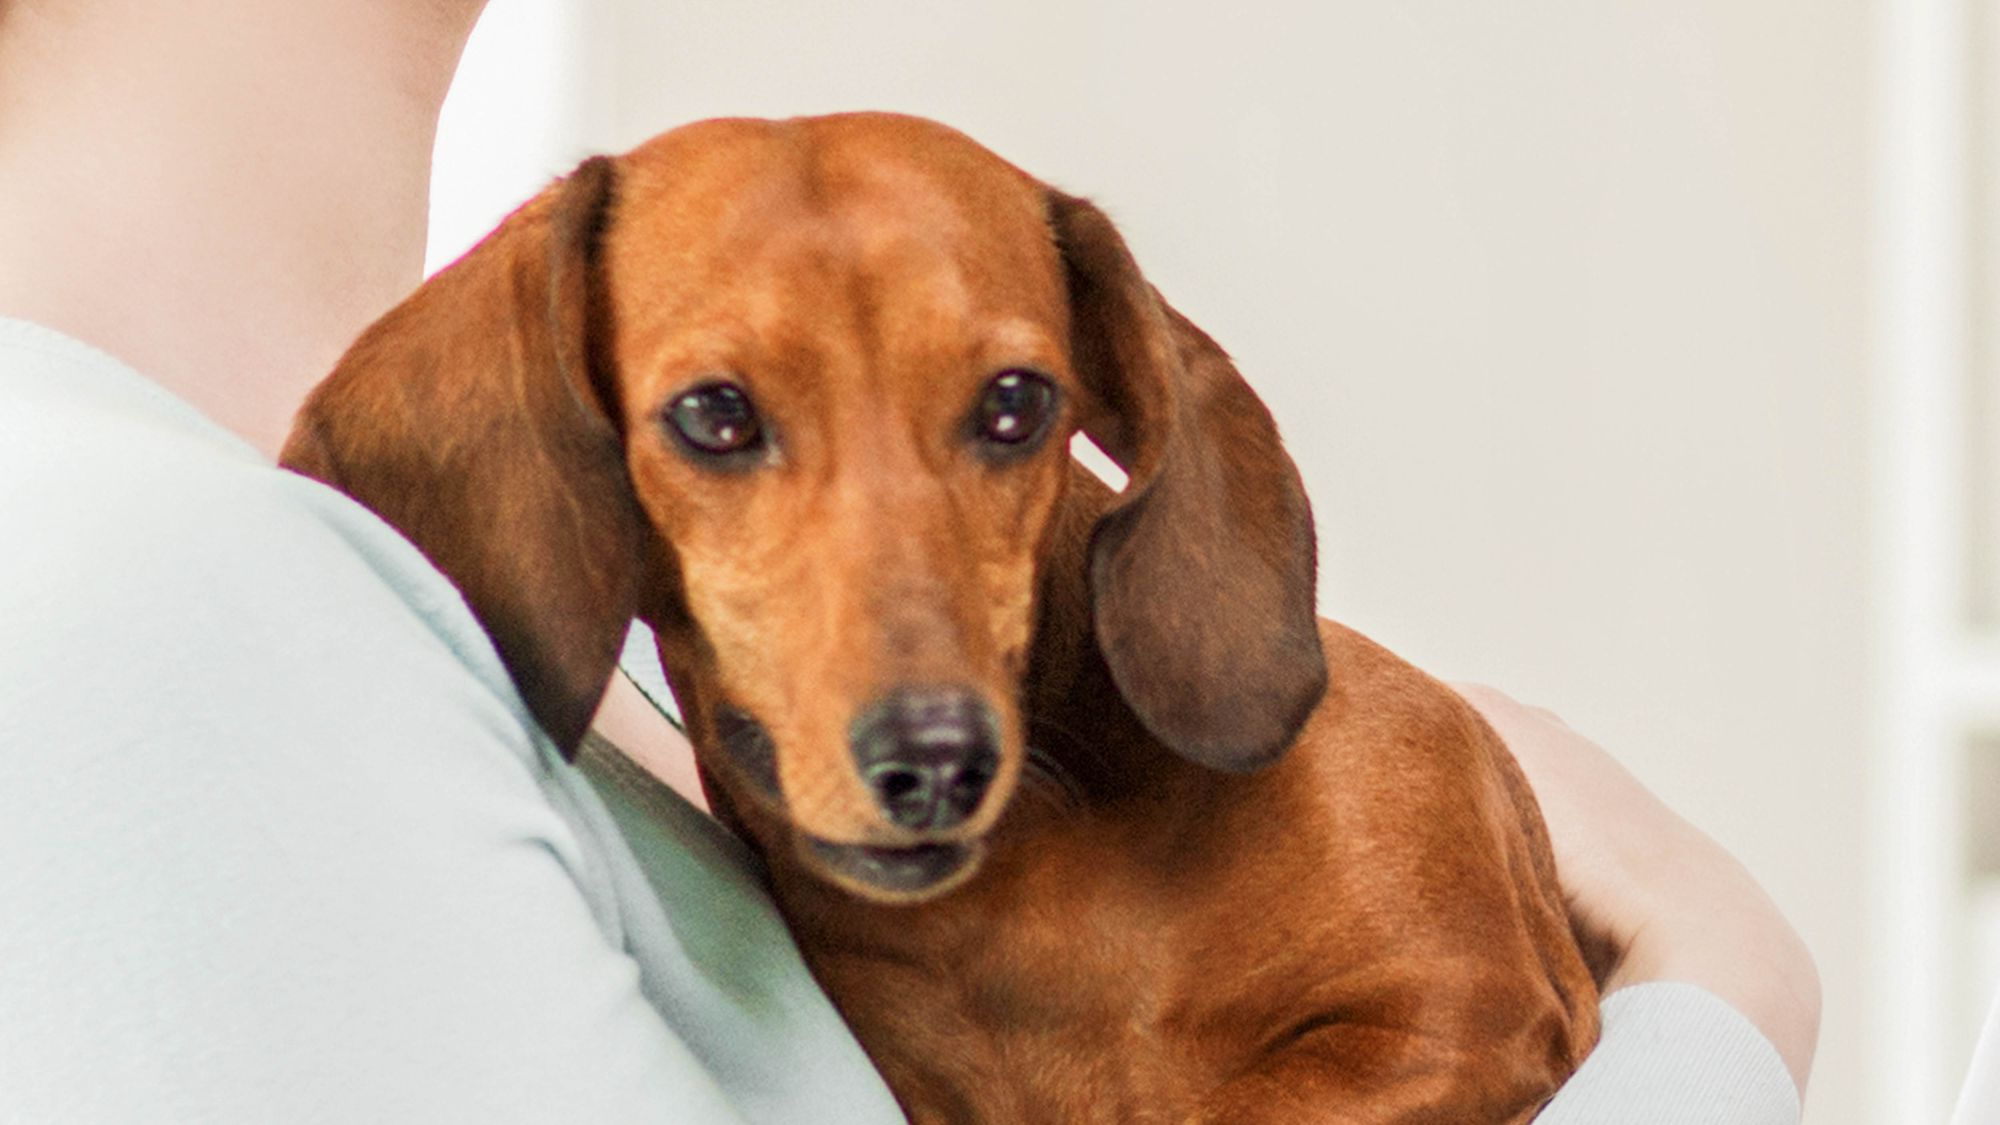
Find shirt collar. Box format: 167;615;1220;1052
0;316;268;467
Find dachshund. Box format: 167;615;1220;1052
283;112;1599;1123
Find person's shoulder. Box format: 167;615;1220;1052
4;323;463;639
0;320;545;769
0;317;304;562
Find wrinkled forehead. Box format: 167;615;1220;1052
605;116;1068;353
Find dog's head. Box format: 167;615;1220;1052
283;113;1325;902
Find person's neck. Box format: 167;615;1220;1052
0;1;483;458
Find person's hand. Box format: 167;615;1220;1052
1454;684;1821;1096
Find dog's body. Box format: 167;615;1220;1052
770;626;1591;1123
285;113;1597;1123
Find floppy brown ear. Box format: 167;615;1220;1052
282;157;644;757
1049;191;1327;772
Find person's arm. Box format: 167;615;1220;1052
1454;686;1821;1119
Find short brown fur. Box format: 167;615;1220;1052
284;112;1598;1122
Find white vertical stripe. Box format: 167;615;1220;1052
1871;0;1970;1120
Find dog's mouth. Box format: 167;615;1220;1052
803;836;984;899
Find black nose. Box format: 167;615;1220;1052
850;687;1001;831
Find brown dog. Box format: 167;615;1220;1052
284;112;1598;1122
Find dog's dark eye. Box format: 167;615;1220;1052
973;370;1057;448
667;382;763;457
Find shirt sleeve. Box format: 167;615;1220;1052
0;339;756;1122
1535;982;1801;1125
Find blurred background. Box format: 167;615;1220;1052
428;2;1977;1121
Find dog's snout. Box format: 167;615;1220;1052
851;688;1001;831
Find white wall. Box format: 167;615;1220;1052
427;0;594;275
451;2;1879;1119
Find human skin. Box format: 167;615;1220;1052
0;0;688;780
0;0;1812;1096
1458;684;1822;1097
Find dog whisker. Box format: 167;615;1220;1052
1020;743;1087;812
1026;715;1118;793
